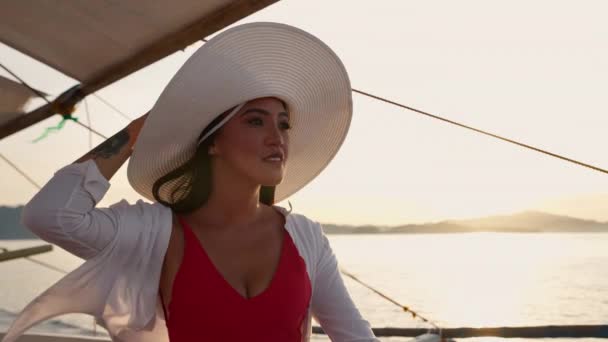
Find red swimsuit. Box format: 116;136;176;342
161;217;311;341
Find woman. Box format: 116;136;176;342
3;22;378;341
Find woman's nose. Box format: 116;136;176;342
265;123;284;146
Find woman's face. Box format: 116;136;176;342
210;97;290;187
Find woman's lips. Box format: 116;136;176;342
262;152;284;162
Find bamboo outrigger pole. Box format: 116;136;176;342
314;325;608;338
0;245;52;262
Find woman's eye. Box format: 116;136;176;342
248;118;263;126
280;122;292;130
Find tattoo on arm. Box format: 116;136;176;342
85;128;130;159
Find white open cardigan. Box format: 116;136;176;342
2;160;378;342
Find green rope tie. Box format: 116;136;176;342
32;114;78;143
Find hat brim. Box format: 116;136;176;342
128;22;352;204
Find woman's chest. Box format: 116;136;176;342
159;214;293;312
163;219;312;339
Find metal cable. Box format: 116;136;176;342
0;62;108;139
341;268;442;331
352;89;608;175
84;98;93;149
91;93;132;121
0;153;41;189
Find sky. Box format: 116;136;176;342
1;0;607;226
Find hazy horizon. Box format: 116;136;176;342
1;195;606;228
2;0;607;225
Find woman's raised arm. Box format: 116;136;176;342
74;113;147;179
21;113;148;259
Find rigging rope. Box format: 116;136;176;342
0;153;41;189
341;268;442;332
0;62;49;103
351;89;608;175
84;98;93;149
1;61;131;123
0;62;107;140
91;93;132;121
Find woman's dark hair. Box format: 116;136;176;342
152;106;276;214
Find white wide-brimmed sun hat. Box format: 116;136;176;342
128;22;352;203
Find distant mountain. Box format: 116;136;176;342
322;211;608;234
443;210;608;233
0;206;37;239
2;206;607;239
322;224;388;234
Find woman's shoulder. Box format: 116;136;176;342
289;212;321;230
274;205;318;228
276;205;326;244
